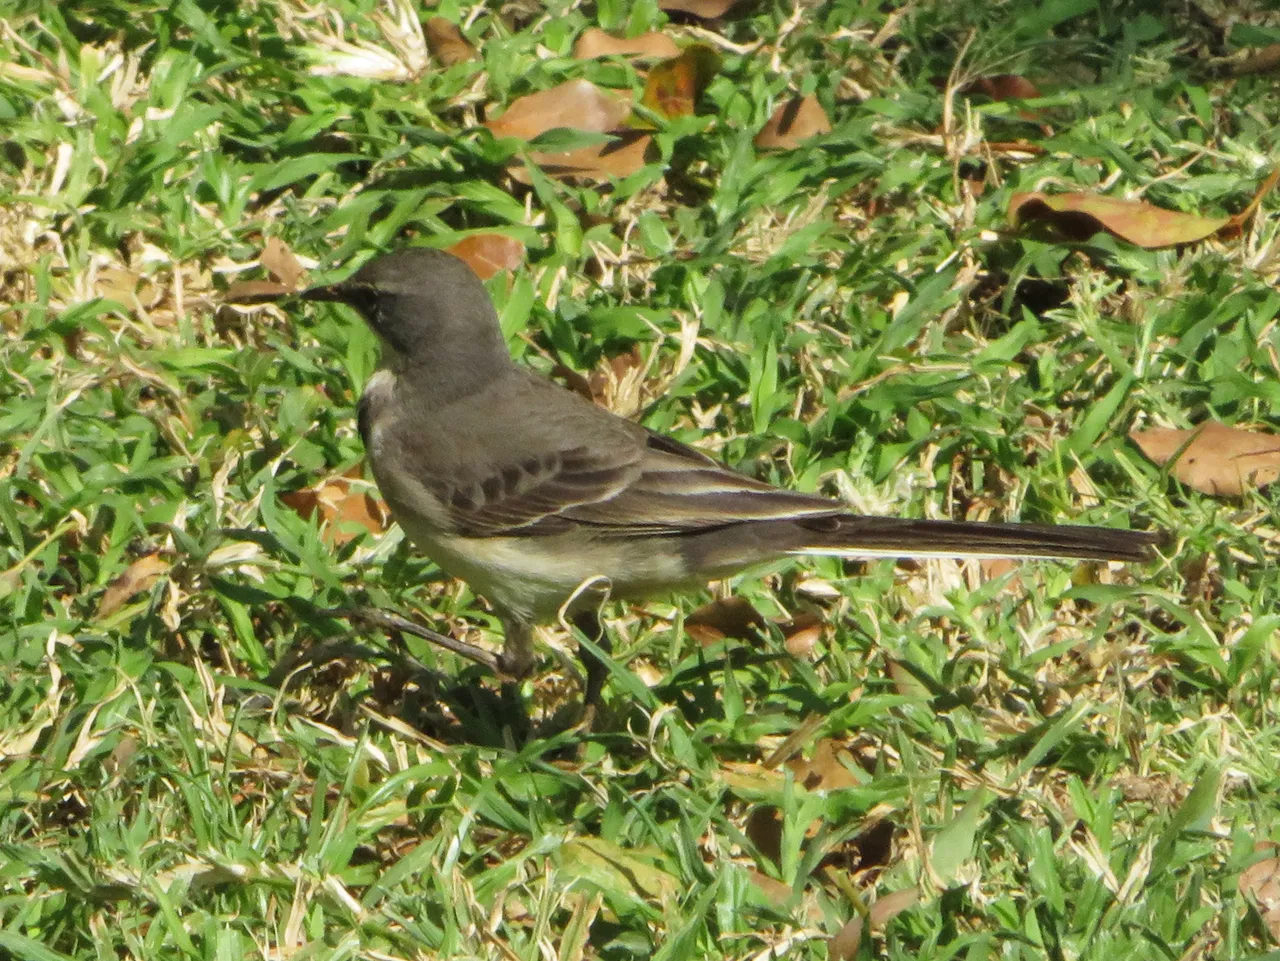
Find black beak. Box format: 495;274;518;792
300;283;351;303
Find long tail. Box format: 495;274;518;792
790;515;1162;563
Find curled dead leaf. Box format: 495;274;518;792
782;612;823;657
573;29;679;60
446;234;525;280
1008;192;1230;248
640;44;720;120
424;17;477;66
97;553;170;619
486;79;633;141
755;95;832;150
281;467;390;545
261;237;304;290
1130;421;1280;496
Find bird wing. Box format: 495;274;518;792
414;372;839;538
435;425;838;539
556;433;840;534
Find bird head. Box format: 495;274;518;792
302;248;507;367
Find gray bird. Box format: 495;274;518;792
301;248;1159;686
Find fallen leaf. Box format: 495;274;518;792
965;74;1041;100
446;234;525;280
754;95;832;149
1130;421;1280;496
961;74;1044;123
516;130;653;183
223;280;293;304
745;868;794;907
828;915;864;961
640;44;720;120
787;738;861;792
658;0;741;17
1240;856;1280;941
978;557;1022;594
573;29;679;60
1008;192;1230;248
281;467;390;545
782;612;822;657
685;596;765;644
486;79;633;141
424;17;477;66
261;237;304;289
869;885;920;926
97;553;170;619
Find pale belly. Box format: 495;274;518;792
397;519;691;622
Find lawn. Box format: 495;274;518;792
3;0;1280;958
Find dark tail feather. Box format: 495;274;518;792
792;515;1163;563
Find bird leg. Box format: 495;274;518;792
571;610;612;709
497;618;538;680
326;607;499;672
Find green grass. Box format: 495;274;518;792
3;0;1280;958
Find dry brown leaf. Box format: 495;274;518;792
446;234;525;280
261;237;304;290
573;28;679;60
787;738;861;791
486;79;633;141
745;868;793;906
658;0;742;17
640;44;720;120
281;467;390;545
97;553;170;619
1008;192;1230;248
961;74;1045;123
754;95;832;150
869;885;920;926
1130;421;1280;496
685;596;766;644
515;130;652;183
828;915;864;961
424;17;477;66
967;74;1041;100
1240;856;1280;941
223;280;293;304
978;557;1022;593
782;612;822;657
